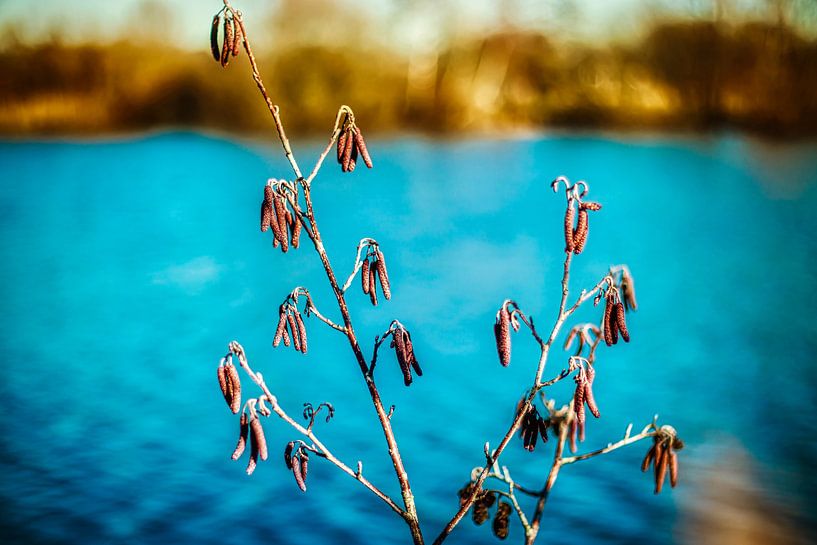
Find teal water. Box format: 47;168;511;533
1;132;815;544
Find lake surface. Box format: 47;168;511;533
1;131;815;544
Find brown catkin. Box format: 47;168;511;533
284;442;294;469
217;365;231;407
615;302;630;342
457;482;477;507
301;450;309;480
341;128;354;172
250;417;268;461
573;375;586;428
221;16;233;67
394;330;412;386
349;134;358;172
231;17;242;56
669;449;679;488
282;325;291;347
655;444;669;494
290;214;301;248
268;190;285;245
642;444;656;472
495;308;511;366
584;364;601;418
336;130;348;164
273;308;287;347
406;333;422;376
361;258;370;294
246;423;258;475
573;209;589;254
568;417;578;453
260;199;271;232
375;248;391;300
210;14;221;62
492;501;511;540
564;201;576;252
287;311;301;352
232;413;249;460
369;261;378;305
292;455;307;491
354;127;373;168
285;210;293;246
273;195;288;252
226;364;241;414
295;310;308;354
580;201;602;211
603;296;614;346
622;272;638;312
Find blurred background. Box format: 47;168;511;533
1;1;816;545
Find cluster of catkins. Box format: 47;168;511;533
260;182;301;252
602;291;630;346
642;427;683;494
210;9;243;68
390;323;422;386
493;302;518;367
336;116;373;173
361;244;391;306
232;412;269;475
457;484;512;540
567;364;601;452
516;400;550;452
284;442;310;492
217;356;242;414
564;200;602;254
273;303;308;353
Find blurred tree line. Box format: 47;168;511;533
0;4;815;138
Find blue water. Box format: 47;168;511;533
1;132;815;544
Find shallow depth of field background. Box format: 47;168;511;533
1;1;816;545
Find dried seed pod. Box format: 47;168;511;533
287;311;301;352
603;296;614;346
341;128;354;172
494;307;511;367
492;501;511;540
249;417;268;461
573;208;589;254
354;127;373;168
336;129;348;164
615;302;630;342
580;201;602;211
217;364;231;407
220;16;233;67
231;17;242;56
564;200;576;252
295;309;308;354
669;449;679;488
621;271;638;312
232;412;249;460
284;442;294;469
301;450;309;481
292;455;307;492
641;443;656;472
375;248;391;300
226;364;241;414
361;258;370;294
273;195;289;252
394;329;412;386
369;261;378;305
654;444;669;494
210;14;221;62
273;307;287;347
584;364;600;418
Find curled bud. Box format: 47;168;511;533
232;413;249;460
250;417;268;461
354;127;373;168
564;201;576;253
273;307;287;347
375;248;391;300
573;209;589;254
361;258;370;295
226;364;241;414
494;307;511;367
615;302;629;342
210;14;221;62
292;455;307;492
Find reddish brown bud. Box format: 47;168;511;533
580;201;602;211
375;248;391;300
284;442;294;469
287;311;301;352
295;309;308;354
494;307;511;366
250;417;268;461
615;302;630;342
361;258;370;294
292;455;307;492
669;449;679;488
336;130;347;164
273;195;288;252
564;202;576;252
641;444;656;472
220;16;233;67
226;364;241;414
210;14;221;62
369;261;378;305
341;128;354;172
273;308;287;347
584;364;601;418
354;127;373;168
573;209;589;254
232;413;249;460
231;18;242;56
